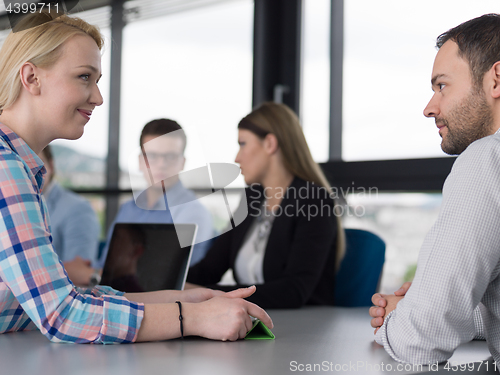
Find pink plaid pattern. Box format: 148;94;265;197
0;123;144;343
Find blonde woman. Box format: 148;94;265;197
188;102;344;308
0;11;271;344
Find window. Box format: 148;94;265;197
120;0;254;190
343;0;500;161
344;192;442;293
302;0;330;162
120;1;254;231
51;7;112;189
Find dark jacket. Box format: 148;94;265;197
187;177;338;308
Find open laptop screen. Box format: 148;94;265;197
100;223;197;292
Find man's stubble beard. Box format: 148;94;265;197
440;88;495;155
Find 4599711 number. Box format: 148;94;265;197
443;360;497;372
6;2;59;14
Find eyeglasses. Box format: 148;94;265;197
144;152;183;164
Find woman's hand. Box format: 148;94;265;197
136;286;273;342
179;284;268;304
178;287;226;303
185;286;273;341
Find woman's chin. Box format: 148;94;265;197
243;176;257;186
66;127;85;141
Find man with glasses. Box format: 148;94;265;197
98;119;214;269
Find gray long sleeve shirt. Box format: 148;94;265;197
376;131;500;364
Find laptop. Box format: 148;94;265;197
100;223;197;293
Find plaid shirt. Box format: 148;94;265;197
0;123;144;343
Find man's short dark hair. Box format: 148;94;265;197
139;119;187;153
437;13;500;89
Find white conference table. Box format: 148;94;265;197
0;307;493;375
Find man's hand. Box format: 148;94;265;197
63;256;94;286
369;293;387;332
369;282;411;334
394;281;412;297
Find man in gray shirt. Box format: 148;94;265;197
370;14;500;364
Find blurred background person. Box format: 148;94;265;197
98;119;214;269
187;102;345;308
40;145;100;286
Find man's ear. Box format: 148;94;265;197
263;133;279;155
489;61;500;99
19;62;41;95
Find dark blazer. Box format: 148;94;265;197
188;177;338;308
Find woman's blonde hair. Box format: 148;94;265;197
239;101;345;269
0;11;104;114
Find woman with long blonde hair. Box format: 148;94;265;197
188;102;344;308
0;10;271;344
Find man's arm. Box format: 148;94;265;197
370;293;402;333
373;138;500;363
370;282;486;340
61;199;100;263
63;256;94;286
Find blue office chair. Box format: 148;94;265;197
334;229;386;307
